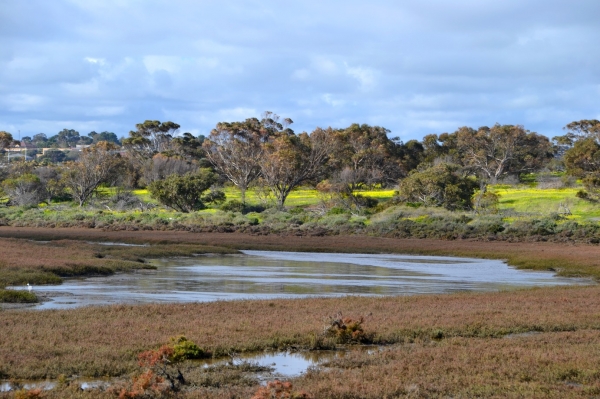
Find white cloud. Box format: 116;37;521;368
345;64;376;90
322;94;345;107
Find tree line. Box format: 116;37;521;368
1;114;598;212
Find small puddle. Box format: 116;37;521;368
203;347;376;377
0;379;110;392
504;331;543;339
86;241;149;247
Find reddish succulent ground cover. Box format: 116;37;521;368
1;227;600;398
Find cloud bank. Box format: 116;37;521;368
1;0;599;141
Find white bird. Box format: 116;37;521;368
27;283;32;292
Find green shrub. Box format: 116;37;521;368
0;289;38;303
148;169;220;212
398;163;477;210
220;199;245;213
170;336;207;361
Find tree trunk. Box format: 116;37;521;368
240;186;246;205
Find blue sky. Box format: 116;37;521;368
1;0;599;141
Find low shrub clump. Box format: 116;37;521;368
323;312;371;344
0;289;37;303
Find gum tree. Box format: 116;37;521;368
203;112;293;204
260;127;333;208
62;142;123;206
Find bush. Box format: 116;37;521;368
0;289;37;303
220;199;245;213
1;173;44;206
171;335;206;361
398;163;477;210
220;199;266;214
148;169;220;212
323;312;370;344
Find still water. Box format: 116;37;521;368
17;250;589;310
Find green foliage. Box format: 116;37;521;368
577;173;600;202
170;335;206;361
220;199;245;213
203;190;226;205
0;289;38;303
1;173;43;206
473;191;500;214
398;163;477;210
148;169;220;212
38;149;67;163
564;137;600;177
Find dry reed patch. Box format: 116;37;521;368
2;285;600;380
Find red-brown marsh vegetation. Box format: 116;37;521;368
2;285;600;396
0;235;235;288
2;227;600;397
2;226;600;278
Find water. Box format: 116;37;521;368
0;379;110;392
9;251;590;310
202;346;378;377
0;347;376;391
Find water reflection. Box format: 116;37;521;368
203;346;379;377
12;251;590;310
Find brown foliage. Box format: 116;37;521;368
252;380;312;399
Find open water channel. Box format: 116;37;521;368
14;250;590;310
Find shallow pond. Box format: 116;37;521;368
12;250;590;310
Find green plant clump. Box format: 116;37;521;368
0;289;37;303
171;335;207;361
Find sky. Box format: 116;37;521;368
1;0;599;142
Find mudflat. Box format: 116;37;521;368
1;226;600;275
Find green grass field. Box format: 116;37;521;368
34;181;600;224
217;184;600;222
492;186;600;221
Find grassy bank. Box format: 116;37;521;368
4;183;600;244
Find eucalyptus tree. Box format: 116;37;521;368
329;124;403;190
88;131;121;145
397;162;477;210
62;142;124;206
122;120;180;163
455;124;552;184
54;129;84;148
260;127;333;208
203;112;292;204
0;131;13;149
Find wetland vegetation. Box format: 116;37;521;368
3;118;600;397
